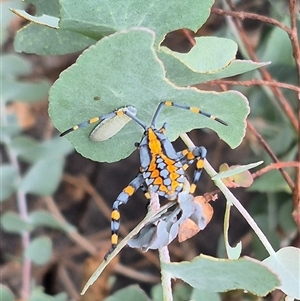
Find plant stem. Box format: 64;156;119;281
180;133;276;257
150;192;173;301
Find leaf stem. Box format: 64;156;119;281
180;133;276;257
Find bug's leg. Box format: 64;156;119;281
151;101;228;127
60;112;118;136
177;146;207;194
104;173;144;260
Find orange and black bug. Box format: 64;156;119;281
61;101;228;259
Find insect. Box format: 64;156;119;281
61;106;137;140
61;101;228;258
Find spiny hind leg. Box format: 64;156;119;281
177;146;207;194
105;173;144;260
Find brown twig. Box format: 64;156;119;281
44;196;97;255
211;7;291;35
211;5;299;131
252;161;300;180
289;0;300;228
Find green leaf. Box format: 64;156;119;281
159;48;269;86
24;236;52;265
10;135;73;163
24;0;60;17
212;161;263;180
0;164;18;201
1;53;32;77
19;157;64;196
60;0;214;44
160;37;238;73
29;287;68;301
1;78;50;102
104;285;151;301
0;284;15;301
249;170;292;193
49;28;249;163
0;211;32;233
257;16;294;66
278;201;297;234
163;254;280;296
262;247;300;299
14;23;96;55
190;289;221;301
1;0;26;45
11;9;59;28
28;210;75;232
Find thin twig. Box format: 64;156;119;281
214;3;299;131
181;133;276;257
44;196;97;255
289;0;300;229
252;162;300;180
149;192;173;301
211;7;292;34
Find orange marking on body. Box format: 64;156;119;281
148;128;162;154
123;185;135;196
165;101;173;107
148;160;157;171
111;233;118;244
170;173;180;182
167;164;178;173
187;152;195;160
159;185;169;193
73;125;79;130
163;156;175;166
182;149;189;156
151;169;159;178
116;110;124;116
197;159;205;169
111;210;120;221
190;183;197;193
190;107;200;114
89;117;100;124
153;177;163;185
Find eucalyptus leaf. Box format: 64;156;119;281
160;37;238;73
28;210;75;232
60;0;214;44
263;247;300;299
24;0;60;17
2;78;50;102
10;135;73;163
0;211;32;233
14;23;96;55
0;284;15;301
11;9;59;28
24;236;53;265
163;254;280;296
104;285;151;301
30;287;68;301
49;28;249;163
19;157;64;196
1;53;32;77
0;164;18;201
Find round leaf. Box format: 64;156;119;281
49;28;249;163
24;236;53;265
262;247;300;299
163;254;280;296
